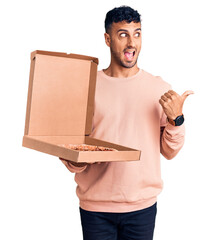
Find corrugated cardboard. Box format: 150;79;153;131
22;50;141;163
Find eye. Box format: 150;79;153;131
135;32;140;37
120;33;127;37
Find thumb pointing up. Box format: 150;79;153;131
181;90;194;102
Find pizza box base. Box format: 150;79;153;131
22;135;141;163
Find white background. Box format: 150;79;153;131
1;0;215;239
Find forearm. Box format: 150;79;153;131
160;122;185;160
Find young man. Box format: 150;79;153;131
60;6;193;240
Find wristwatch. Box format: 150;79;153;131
167;114;184;126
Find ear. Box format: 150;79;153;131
104;32;111;47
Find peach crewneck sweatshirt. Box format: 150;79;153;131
61;69;185;213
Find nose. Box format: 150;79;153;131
127;36;135;48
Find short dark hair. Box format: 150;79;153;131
105;5;141;34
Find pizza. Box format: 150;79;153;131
58;143;118;151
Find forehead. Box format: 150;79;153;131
110;21;141;33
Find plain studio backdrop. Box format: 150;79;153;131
1;0;215;239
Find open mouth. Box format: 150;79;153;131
124;50;135;61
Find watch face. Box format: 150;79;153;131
175;115;184;126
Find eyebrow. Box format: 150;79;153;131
117;28;141;33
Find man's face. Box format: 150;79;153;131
104;21;142;68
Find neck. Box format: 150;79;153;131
103;64;140;78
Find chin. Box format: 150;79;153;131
121;60;137;69
123;65;135;69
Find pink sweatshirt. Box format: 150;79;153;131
61;69;185;213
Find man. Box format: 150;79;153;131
60;5;193;240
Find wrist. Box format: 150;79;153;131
167;114;184;126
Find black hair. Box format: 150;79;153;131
105;5;141;34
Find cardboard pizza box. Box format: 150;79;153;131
22;50;141;163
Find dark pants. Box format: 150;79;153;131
79;202;157;240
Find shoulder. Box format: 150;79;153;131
97;70;104;77
97;70;103;75
141;69;171;91
96;70;107;82
141;69;169;85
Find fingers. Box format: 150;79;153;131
168;90;177;95
160;92;173;103
182;90;194;95
160;90;178;102
59;157;67;162
164;92;172;99
159;98;165;106
59;157;99;166
161;89;192;103
181;90;194;101
161;95;168;101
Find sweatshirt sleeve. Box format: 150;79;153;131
60;158;88;173
160;113;185;160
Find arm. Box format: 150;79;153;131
160;120;185;160
159;87;193;160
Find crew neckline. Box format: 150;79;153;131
100;68;142;82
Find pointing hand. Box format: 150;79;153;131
159;90;194;120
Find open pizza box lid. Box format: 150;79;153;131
22;50;141;163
